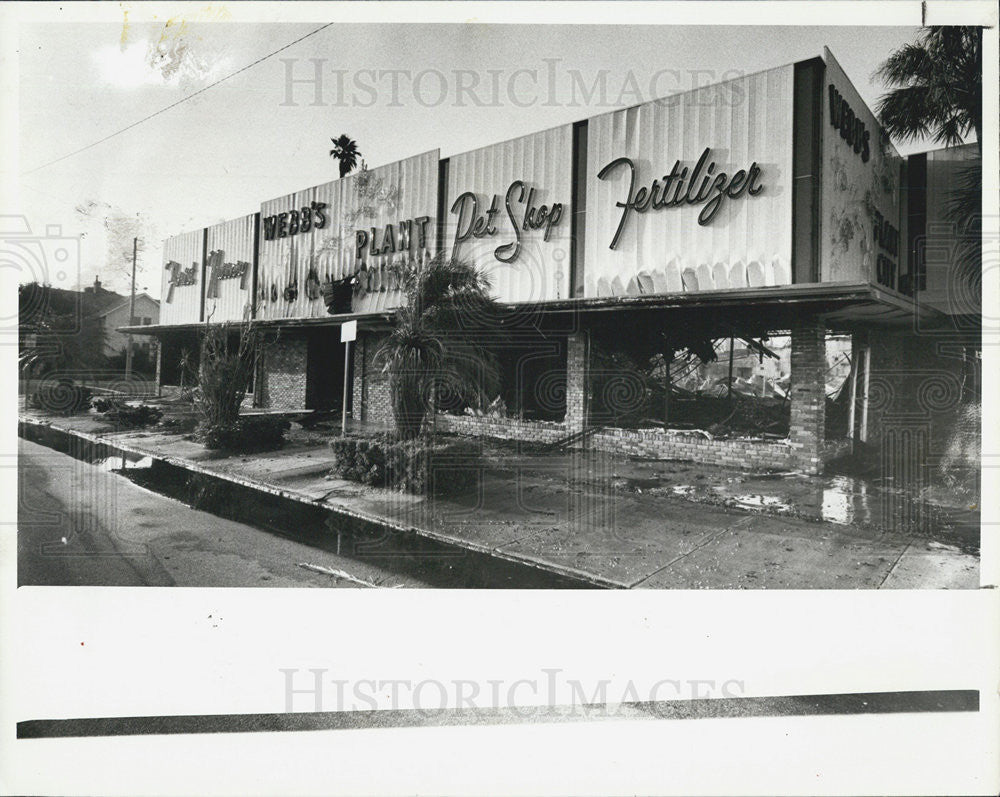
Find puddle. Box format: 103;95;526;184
617;477;662;492
94;452;153;472
819;475;873;526
724;494;794;514
606;456;979;553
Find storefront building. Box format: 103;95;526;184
131;49;980;474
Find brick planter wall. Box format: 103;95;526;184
435;413;567;444
590;427;793;470
434;413;794;471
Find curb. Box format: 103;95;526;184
18;416;619;589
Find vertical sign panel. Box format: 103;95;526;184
820;48;904;290
920;143;980;314
159;228;204;325
584;65;795;298
445;125;574;303
203;214;257;323
256;150;439;321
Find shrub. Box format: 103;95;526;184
91;396;119;413
197;322;258;430
27;378;93;414
158;415;200;434
91;400;164;428
200;415;290;453
329;433;480;495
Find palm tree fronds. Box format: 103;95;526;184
375;255;503;438
329;133;361;178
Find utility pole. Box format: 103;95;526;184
125;236;137;381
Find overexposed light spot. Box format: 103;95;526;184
93;40;162;88
92;34;227;91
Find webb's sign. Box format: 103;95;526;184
261;202;329;240
827;85;871;163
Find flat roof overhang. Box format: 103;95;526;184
118;309;396;336
512;282;951;334
119;283;952;337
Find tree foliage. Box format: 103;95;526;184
329;134;361;179
376;255;501;439
874;26;982;149
875;26;983;297
197;322;258;430
18;282;108;378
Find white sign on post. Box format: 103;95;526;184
340;320;357;343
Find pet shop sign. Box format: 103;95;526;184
449;180;565;263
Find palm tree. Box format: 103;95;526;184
874;27;981;150
375;256;501;439
874;26;982;294
329;134;361;178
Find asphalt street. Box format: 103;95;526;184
17;438;430;588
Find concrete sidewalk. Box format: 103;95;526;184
17;413;980;589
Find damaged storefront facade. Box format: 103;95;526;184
133;48;980;475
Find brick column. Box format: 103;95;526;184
789;319;826;474
351;332;392;424
260;334;307;410
352;334;366;420
154;338;163;397
565;330;589;435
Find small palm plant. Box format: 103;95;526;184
376;255;501;440
178;347;195;400
329;134;361;179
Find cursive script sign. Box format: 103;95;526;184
164;260;198;303
205;250;250;299
450;181;564;263
597;147;764;250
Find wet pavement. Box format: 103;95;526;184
17;438;430;588
17;410;982;589
599;457;979;554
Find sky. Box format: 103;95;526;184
14;18;934;298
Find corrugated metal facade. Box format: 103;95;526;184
203;214;257;324
256;150;439;321
583;65;795;298
445;125;574;303
820;48;904;286
159;228;204;325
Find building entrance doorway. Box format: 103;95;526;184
306;327;350;412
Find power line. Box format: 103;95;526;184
23;23;333;176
